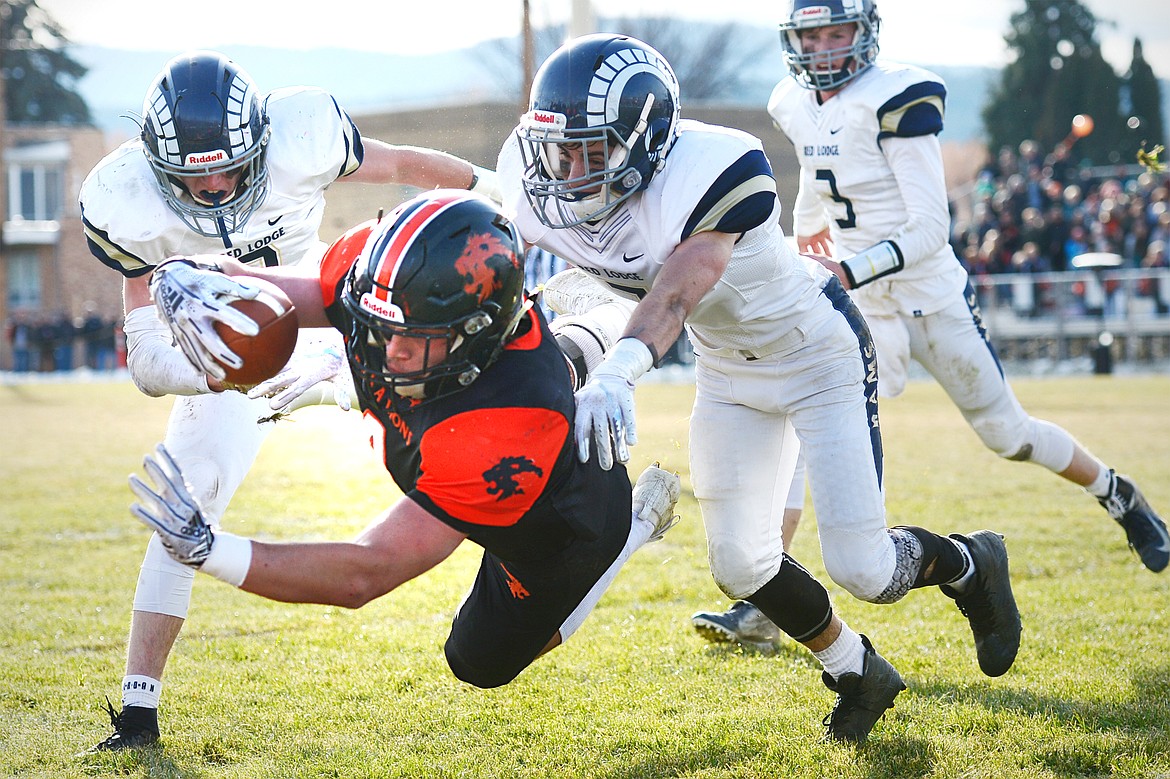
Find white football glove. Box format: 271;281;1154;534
574;338;654;471
149;257;262;381
128;444;214;568
247;332;353;413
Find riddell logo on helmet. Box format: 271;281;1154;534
795;7;832;23
524;110;566;130
359;292;404;323
185;150;228;166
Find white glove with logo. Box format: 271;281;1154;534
574;338;654;471
247;331;353;413
149;257;261;381
129;444;214;568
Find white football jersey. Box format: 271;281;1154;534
81;86;363;277
768;62;968;316
499;119;834;357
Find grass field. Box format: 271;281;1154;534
1;374;1169;778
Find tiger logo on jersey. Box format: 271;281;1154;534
483;456;545;501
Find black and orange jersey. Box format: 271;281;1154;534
320;247;630;561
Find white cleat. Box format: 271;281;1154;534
632;462;682;542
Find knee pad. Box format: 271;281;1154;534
1016;418;1077;472
745;554;833;642
172;456;227;521
970;414;1030;460
133;534;196;618
970;414;1075;472
707;532;784;600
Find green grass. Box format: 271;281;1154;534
1;375;1169;778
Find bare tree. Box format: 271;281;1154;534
477;17;773;104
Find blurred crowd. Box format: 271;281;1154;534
953;139;1169;281
5;307;122;373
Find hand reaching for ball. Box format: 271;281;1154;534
150;256;299;389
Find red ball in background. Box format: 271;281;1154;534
212;277;299;388
1071;114;1094;138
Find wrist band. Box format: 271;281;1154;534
841;241;904;288
200;531;253;587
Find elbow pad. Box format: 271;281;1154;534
124;306;210;397
841;241;904;288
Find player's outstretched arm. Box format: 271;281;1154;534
129;444;467;607
349;139;501;204
574;230;735;470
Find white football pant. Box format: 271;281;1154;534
689;308;897;602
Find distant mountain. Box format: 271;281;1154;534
69;37;1163;148
72;44;502;141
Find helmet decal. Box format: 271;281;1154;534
456;231;517;304
589;48;672;127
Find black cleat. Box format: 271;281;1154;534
821;635;905;744
691;600;781;650
1099;471;1169;573
941;531;1022;677
83;698;160;754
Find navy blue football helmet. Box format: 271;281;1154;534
341;191;528;402
140;51;271;242
779;0;881;90
517;34;681;228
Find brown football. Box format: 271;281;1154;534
212;277;299;388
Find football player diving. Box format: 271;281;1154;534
127;191;683;714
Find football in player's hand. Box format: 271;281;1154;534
213;278;299;388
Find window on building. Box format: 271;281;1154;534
9;163;64;221
5;140;69;222
6;249;42;309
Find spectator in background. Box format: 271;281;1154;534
98;316;119;371
52;312;76;372
1138;240;1169;314
6;313;33;373
35;315;55;372
81;304;105;370
955;134;1170;281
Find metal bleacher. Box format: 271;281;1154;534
974;268;1170;367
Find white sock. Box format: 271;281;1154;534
122;675;162;709
1086;467;1113;498
814;622;866;679
946;540;978;594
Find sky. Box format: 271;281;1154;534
35;0;1170;79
